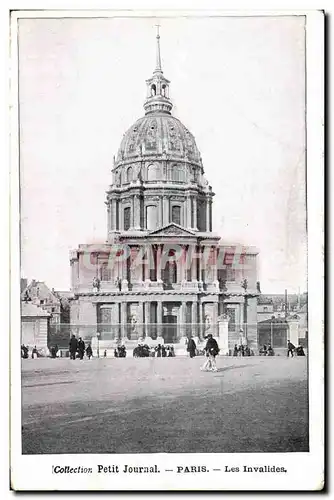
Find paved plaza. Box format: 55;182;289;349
21;355;308;454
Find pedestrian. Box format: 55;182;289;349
296;345;305;356
287;340;295;358
32;345;38;359
267;344;274;356
200;334;219;372
104;349;107;358
78;337;85;360
69;334;78;360
244;345;251;356
233;344;238;357
162;345;167;357
156;344;162;358
86;343;93;359
187;336;197;358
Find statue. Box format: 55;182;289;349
204;314;212;333
129;314;138;339
241;278;248;292
92;276;101;292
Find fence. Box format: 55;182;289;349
49;322;261;349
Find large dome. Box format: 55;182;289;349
116;114;202;167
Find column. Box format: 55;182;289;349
206;198;210;232
157;300;163;338
186;196;191;228
198;301;203;339
193;197;198;229
144;302;150;338
120;202;124;230
134;302;143;339
159;197;163;227
213;302;219;338
143;246;150;284
121;249;128;291
112;199;117;230
133;195;141;229
107;205;111;234
198;245;203;288
192;301;198;337
156;244;163;286
163;196;169;225
212;246;219;291
190;246;197;282
209;199;213;231
179;302;186;339
121;302;127;340
180;245;187;286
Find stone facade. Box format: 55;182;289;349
21;302;49;351
70;31;260;352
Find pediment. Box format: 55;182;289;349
148;223;196;237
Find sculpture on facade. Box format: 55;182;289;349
92;276;101;292
129;313;138;339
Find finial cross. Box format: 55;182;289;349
155;24;160;38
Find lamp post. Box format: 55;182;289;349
241;278;248;344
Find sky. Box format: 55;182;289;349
18;15;307;294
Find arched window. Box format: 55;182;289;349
171;164;185;182
171;205;181;225
126;166;133;183
124;207;131;231
147;163;161;181
151;84;156;96
161;84;166;97
146;205;158;231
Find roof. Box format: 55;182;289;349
21;302;50;317
257;296;274;305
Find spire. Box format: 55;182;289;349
155;25;162;73
144;26;173;115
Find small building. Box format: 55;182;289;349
257;296;275;322
21;280;61;324
21;302;50;352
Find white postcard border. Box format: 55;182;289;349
9;8;324;491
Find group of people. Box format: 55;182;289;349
21;344;39;359
287;340;305;357
185;335;220;372
233;344;254;357
69;335;93;360
259;344;274;356
114;345;127;358
132;344;175;358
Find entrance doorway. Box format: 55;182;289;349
163;314;177;343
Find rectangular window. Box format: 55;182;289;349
226;266;236;282
171;205;181;225
124;207;131;230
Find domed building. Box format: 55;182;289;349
69;30;259;354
